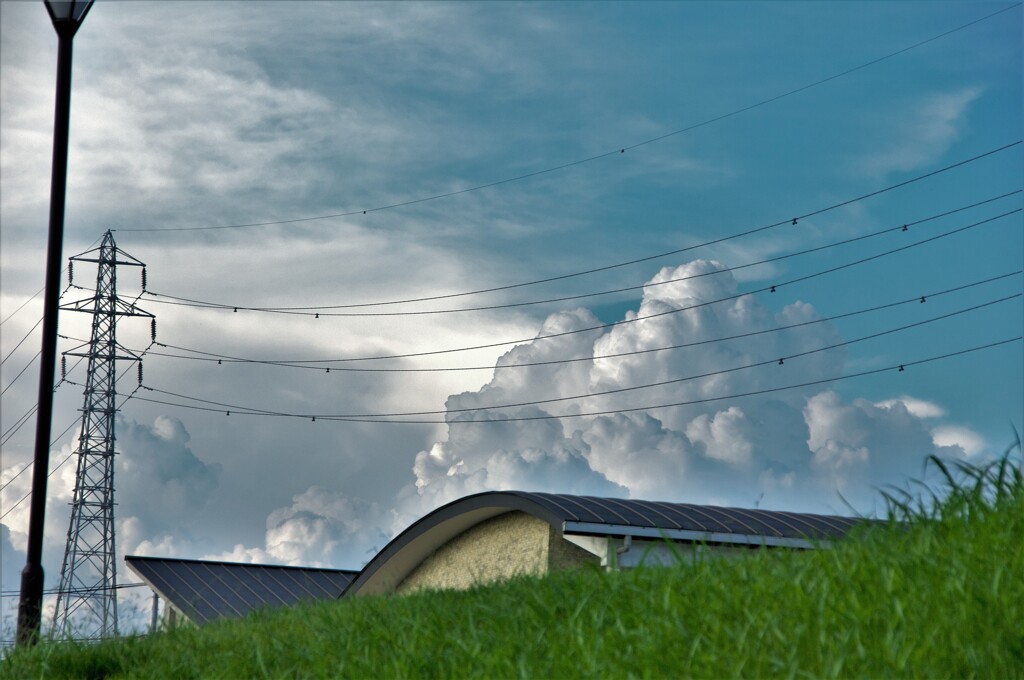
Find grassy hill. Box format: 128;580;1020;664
4;454;1022;679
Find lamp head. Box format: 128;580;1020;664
44;0;94;37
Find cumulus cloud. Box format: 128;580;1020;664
1;524;24;636
875;396;947;419
931;425;986;458
0;414;220;617
260;487;389;568
114;416;222;556
2;260;992;579
190;487;389;569
804;391;959;507
389;259;974;528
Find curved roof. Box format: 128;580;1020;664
345;491;866;596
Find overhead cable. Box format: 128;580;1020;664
114;4;1021;234
0;235;103;326
141;190;1023;316
0;292;41;327
0;357;150;519
1;317;44;366
139;145;1020;310
122;271;1022;372
145;209;1019;364
0;583;148;598
0;355;85;449
136;295;1019;419
131;337;1023;424
1;351;41;397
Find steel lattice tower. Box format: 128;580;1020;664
51;230;152;640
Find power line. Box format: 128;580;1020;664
123;271;1022;373
114;4;1021;234
0;583;147;598
136;295;1020;419
140;190;1023;317
2;406;38;446
0;291;42;327
1;286;75;399
1;317;44;366
0;415;80;501
0;417;80;495
147;209;1020;365
0;359;150;520
0;235;103;327
1;351;40;397
138;144;1021;312
1;355;85;450
1;283;73;366
131;337;1023;424
0;409;131;523
0;451;71;522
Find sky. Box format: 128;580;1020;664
1;1;1021;637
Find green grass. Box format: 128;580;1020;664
4;452;1023;679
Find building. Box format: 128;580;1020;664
346;491;865;596
125;555;357;626
127;490;866;625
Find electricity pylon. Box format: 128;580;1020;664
51;230;153;640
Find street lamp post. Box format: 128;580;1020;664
16;0;94;648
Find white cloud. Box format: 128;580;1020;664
1;254;994;578
0;415;221;609
857;87;984;176
0;523;24;638
120;518;189;560
115;416;222;539
803;391;969;508
582;413;692;499
1;2;1015;591
202;544;274;565
390;259;964;527
262;487;389;568
686;407;754;467
931;425;986;458
875;396;947;419
398;413;625;531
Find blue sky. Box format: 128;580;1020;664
1;1;1021;634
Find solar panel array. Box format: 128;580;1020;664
510;491;864;540
126;556;357;625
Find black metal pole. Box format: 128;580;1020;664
16;27;76;649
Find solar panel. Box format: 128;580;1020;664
126;556;357;625
510;491;863;541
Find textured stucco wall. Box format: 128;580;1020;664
396;512;598;594
397;512;548;594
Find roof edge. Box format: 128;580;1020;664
124;554;359;576
563;521;819;550
344;491;565;597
